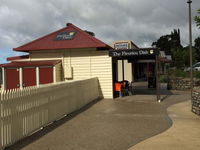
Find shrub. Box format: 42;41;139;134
160;75;168;83
194;71;200;79
174;70;188;78
168;69;189;78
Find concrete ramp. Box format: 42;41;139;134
129;100;200;150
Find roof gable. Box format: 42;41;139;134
13;23;111;52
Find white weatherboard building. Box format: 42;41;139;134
0;23;113;98
0;23;171;99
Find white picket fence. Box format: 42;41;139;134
0;78;99;150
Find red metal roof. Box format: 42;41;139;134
13;23;112;52
7;55;29;61
0;60;61;68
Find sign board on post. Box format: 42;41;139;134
109;49;157;57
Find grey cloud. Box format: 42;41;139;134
0;0;200;62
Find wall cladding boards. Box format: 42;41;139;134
30;49;113;98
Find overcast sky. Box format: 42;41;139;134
0;0;200;63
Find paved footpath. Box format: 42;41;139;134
129;99;200;150
6;90;197;150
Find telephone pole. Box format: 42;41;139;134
187;0;193;98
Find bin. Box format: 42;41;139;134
148;77;156;88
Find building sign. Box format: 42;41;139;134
54;31;76;40
114;43;129;49
109;49;157;57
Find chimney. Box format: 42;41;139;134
66;23;72;26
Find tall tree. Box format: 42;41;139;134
194;9;200;29
152;29;182;55
152;35;171;55
170;29;181;48
172;47;186;69
194;37;200;61
182;46;197;67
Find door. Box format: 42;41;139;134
6;68;20;90
22;67;36;87
39;66;53;84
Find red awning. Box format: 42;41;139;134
0;60;61;68
7;55;29;61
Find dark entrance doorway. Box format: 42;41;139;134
134;62;155;82
109;48;161;101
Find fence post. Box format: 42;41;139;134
19;68;23;89
53;66;56;84
1;68;5;91
36;67;40;87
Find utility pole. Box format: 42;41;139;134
187;0;193;99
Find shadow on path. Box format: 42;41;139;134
5;98;102;150
6;90;190;150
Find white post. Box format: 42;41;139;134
19;68;23;89
53;66;56;83
187;0;193;99
36;67;40;86
2;67;5;90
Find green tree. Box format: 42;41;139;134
182;46;197;67
194;9;200;29
152;29;199;69
172;48;185;69
194;37;200;61
152;29;182;55
170;29;181;48
171;46;196;69
152;35;171;55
